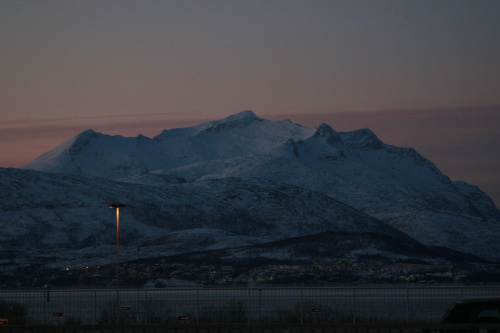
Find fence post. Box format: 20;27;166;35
259;289;262;322
300;288;303;324
248;289;251;323
406;288;410;324
145;290;148;324
94;290;97;325
137;287;140;323
43;290;46;325
196;289;199;324
352;288;356;324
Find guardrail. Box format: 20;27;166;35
1;286;499;325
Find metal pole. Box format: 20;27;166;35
352;288;356;324
259;289;262;322
43;290;46;325
44;284;50;324
248;289;251;323
300;288;303;324
196;289;200;324
406;288;410;324
145;290;148;324
94;290;97;325
137;246;140;323
116;207;120;309
109;203;125;314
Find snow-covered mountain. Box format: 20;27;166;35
24;111;314;178
0;167;410;271
10;110;500;264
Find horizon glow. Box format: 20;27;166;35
1;107;498;207
1;1;499;205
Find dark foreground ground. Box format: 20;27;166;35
1;323;500;333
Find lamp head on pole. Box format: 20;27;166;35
109;204;126;209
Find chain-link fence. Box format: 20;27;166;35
1;286;499;325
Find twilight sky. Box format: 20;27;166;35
1;1;499;205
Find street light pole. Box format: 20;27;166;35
109;203;125;310
137;246;140;322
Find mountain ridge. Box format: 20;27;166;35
10;110;500;264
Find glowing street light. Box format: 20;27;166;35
109;203;125;308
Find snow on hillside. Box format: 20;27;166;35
0;167;407;270
17;110;500;262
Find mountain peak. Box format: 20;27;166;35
341;128;385;150
225;110;261;122
67;129;100;154
312;123;343;145
154;111;262;140
203;110;263;134
78;129;98;137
